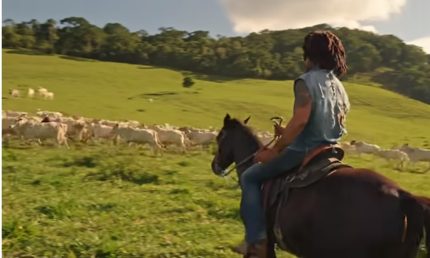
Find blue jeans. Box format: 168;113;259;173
240;148;306;244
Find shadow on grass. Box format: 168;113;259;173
5;49;51;56
182;71;238;83
136;64;239;83
128;90;200;100
60;55;96;62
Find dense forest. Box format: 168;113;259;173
3;17;430;103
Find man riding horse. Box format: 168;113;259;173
240;31;349;257
211;30;430;258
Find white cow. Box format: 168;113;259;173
150;125;186;151
186;129;217;146
376;149;409;169
11;120;68;147
59;117;87;142
2;117;20;136
37;87;48;96
42;91;54;100
28;88;35;98
5;110;28;118
111;124;162;151
400;144;430;163
36;111;63;120
350;140;381;154
89;123;115;140
339;141;357;154
9;89;20;98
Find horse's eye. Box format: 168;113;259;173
217;131;225;142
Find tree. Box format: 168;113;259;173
4;17;430;103
182;77;195;88
56;17;104;56
34;19;59;53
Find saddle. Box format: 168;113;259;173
261;144;350;250
262;144;348;210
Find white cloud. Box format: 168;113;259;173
408;36;430;54
221;0;406;33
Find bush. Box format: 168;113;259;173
182;77;195;88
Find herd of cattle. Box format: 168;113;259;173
8;87;54;100
2;110;217;151
2;110;430;169
339;141;430;169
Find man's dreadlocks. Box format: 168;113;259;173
303;31;348;77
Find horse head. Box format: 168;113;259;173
211;113;260;177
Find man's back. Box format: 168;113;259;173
289;68;350;152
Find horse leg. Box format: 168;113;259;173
266;234;277;258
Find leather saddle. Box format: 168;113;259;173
262;144;348;209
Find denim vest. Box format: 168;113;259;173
288;68;350;152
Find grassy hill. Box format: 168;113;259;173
2;50;430;257
3;49;430;148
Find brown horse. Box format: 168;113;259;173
211;115;430;258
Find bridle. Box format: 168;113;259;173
219;136;278;177
216;116;284;178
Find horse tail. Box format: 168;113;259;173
416;195;430;257
398;191;425;256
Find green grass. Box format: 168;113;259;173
2;50;430;257
3;49;430;149
2;141;429;257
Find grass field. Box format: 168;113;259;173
2;141;429;257
2;50;430;257
2;49;430;149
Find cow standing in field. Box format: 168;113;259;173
150;125;187;152
28;88;35;98
400;144;430;172
111;124;162;152
183;128;217;146
2;117;20;137
5;110;28;118
88;122;115;141
10;119;68;147
375;149;410;170
339;141;357;154
59;117;88;142
350;140;381;154
37;87;48;96
9;89;20;98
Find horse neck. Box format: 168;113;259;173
233;127;261;174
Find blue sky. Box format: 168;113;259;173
2;0;430;52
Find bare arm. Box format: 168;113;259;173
272;79;312;152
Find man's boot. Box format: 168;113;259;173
243;239;267;258
231;240;247;254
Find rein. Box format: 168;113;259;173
220;136;279;177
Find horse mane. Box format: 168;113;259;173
229;118;263;147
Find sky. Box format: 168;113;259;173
2;0;430;53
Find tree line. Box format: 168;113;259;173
3;17;430;103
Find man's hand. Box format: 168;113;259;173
274;124;283;137
254;147;279;163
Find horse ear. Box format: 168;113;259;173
244;116;251;124
224;113;231;125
